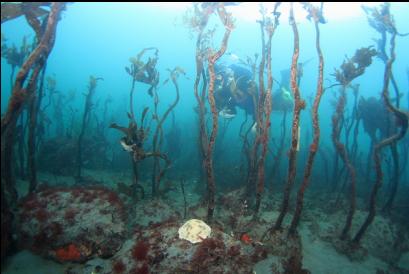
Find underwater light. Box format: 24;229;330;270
142;2;380;23
230;2;383;22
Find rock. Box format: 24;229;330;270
398;251;409;270
16;186;126;262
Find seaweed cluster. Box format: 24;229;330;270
334;46;377;86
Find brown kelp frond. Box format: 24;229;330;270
1;35;32;68
141;106;150;127
88;75;103;91
302;2;326;24
183;3;218;34
333;47;377;86
1;2;50;24
362;3;397;35
163;67;189;86
151;67;184;196
125;47;159;96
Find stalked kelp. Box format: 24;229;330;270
1;2;52;24
151;67;185;196
111;48;169;199
288;2;326;235
252;3;279;214
363;3;407;214
238;54;258;191
75;76;103;182
1;2;66;202
187;3;234;221
1;35;32;90
274;2;306;231
125;47;159;117
358;95;395;190
332;46;377;240
1;2;65;261
27;62;47;193
353;4;409;244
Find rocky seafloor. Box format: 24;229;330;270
1;169;408;274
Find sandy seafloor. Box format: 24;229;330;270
1;168;408;274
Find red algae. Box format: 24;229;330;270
132;240;150;261
130;264;149;274
112;259;126;273
35;209;49;222
55;243;81;261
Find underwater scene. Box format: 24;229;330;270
1;2;409;274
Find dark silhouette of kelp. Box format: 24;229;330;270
75;76;103;182
353;3;409;244
1;2;66;202
332;46;377;240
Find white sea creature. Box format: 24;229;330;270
251;122;257;134
178;219;211;244
219;108;236;119
228;53;240;62
296;125;301;151
281;87;293;102
120;139;133;152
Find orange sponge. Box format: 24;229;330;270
55;243;81;261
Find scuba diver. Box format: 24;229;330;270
214;54;257;120
214;53;299;120
271;58;312;113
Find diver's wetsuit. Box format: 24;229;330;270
214;62;256;118
214;59;296;119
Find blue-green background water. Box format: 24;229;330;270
2;5;408;128
2;2;409;186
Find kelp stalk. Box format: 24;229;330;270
331;45;377;239
152;68;183;195
332;86;357;240
76;76;102;181
205;5;233;220
1;3;64;201
274;3;306;230
353;30;408;243
27;65;47;193
188;3;234;221
289;4;325;235
255;3;279;213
